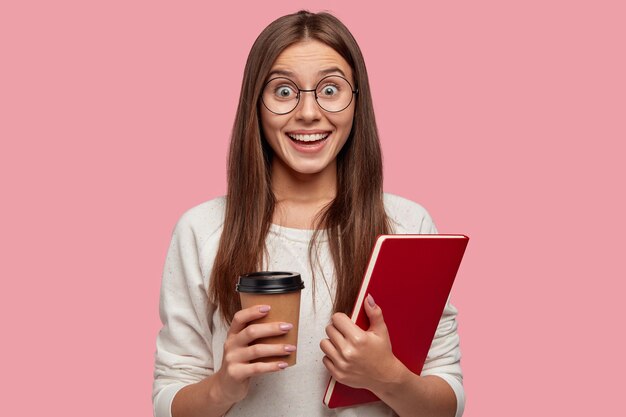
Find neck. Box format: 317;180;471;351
271;159;337;203
270;158;337;229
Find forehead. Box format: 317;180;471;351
268;40;353;83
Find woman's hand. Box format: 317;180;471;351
320;294;406;393
212;305;296;405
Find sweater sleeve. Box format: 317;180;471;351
153;211;216;417
384;194;465;417
420;300;465;417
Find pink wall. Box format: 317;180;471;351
1;1;624;415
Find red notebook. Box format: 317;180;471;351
323;234;469;409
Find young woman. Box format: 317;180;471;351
153;10;464;417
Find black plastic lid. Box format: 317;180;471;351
236;271;304;294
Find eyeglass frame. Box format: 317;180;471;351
261;75;359;115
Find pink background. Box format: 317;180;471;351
1;1;624;415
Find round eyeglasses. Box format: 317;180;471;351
261;75;358;115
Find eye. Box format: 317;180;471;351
274;85;297;99
319;84;339;97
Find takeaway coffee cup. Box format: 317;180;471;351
236;271;304;366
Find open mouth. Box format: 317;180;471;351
286;132;330;145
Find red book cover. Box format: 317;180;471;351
323;234;469;409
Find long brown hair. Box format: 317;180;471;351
210;10;390;324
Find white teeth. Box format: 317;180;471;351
287;133;330;142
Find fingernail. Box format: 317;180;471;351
259;305;271;313
284;345;297;352
279;323;293;331
278;362;288;369
367;294;376;307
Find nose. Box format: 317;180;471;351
294;90;322;122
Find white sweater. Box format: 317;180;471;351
153;193;465;417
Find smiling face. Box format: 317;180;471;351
260;40;356;182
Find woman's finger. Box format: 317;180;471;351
229;305;271;335
325;322;348;349
236;321;293;345
322;355;342;381
330;312;363;344
238;343;296;363
320;337;344;368
229;361;288;381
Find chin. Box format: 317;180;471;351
291;166;326;175
287;161;330;176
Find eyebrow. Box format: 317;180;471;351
266;67;347;80
267;69;295;78
318;67;347;77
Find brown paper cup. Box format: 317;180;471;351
240;291;302;366
237;272;304;367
